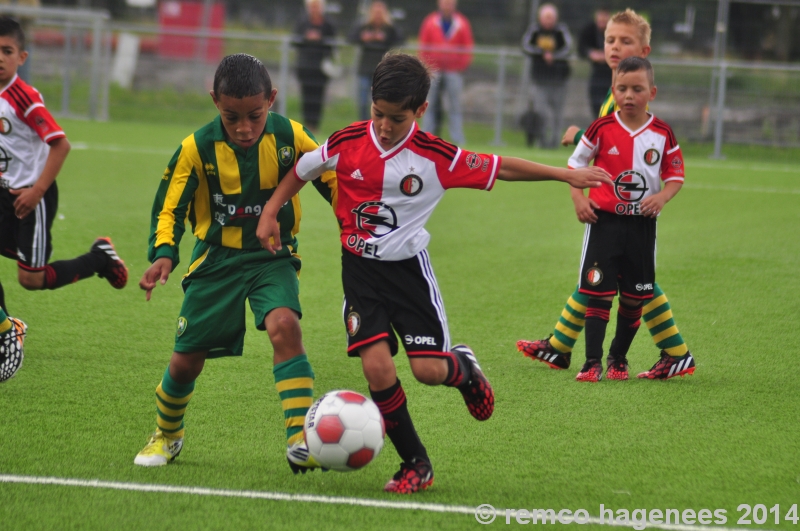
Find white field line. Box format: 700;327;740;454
0;474;775;531
682;183;800;194
71;142;175;156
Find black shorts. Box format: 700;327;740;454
0;183;58;271
578;210;656;301
341;248;450;358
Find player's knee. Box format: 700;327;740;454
17;270;44;290
410;358;447;386
266;311;301;344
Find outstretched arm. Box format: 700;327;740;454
257;173;308;253
497;157;612;188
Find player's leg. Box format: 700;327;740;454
0;192;27;382
14;184;127;291
606;297;643;380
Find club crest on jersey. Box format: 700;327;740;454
279;146;295;167
352;201;398;237
0;117;11;135
346;312;361;336
465;152;483;170
0;147;11;173
176;317;188;337
644;148;660;165
399;174;423;196
613;170;648;202
586;267;603;286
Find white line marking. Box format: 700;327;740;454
71;142;175;156
0;474;776;531
682;183;800;195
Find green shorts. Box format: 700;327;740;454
174;241;302;358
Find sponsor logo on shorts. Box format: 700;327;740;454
0;117;12;135
399;174;423;196
404;335;437;346
279;146;295;167
613;170;649;202
644;148;660;165
176;317;188;337
636;283;654;291
465;152;483;170
346;312;360;336
586;267;603;286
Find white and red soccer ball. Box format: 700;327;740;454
304;390;385;472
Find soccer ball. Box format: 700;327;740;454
304;390;385;472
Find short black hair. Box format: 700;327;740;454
213;53;272;99
371;53;430;111
0;16;25;51
617;56;655;86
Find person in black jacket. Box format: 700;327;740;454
578;8;612;117
293;0;337;132
521;3;572;149
349;1;404;121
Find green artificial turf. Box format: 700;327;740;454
0;118;798;530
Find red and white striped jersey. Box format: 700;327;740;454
568;112;684;216
295;120;500;260
0;75;66;189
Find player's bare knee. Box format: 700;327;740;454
410;358;447;386
17;270;44;290
266;311;301;344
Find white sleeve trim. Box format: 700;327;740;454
667;144;680;155
484;155;499;190
24;102;44;118
448;147;462;172
663;176;685;183
43;131;66;142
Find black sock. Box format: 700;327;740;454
443;350;471;388
370;379;428;464
585;299;612;361
43;252;105;290
0;280;6;313
608;301;642;361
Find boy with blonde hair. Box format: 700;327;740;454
517;9;696;380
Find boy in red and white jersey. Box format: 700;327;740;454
568;57;692;382
0;17;128;383
257;53;611;493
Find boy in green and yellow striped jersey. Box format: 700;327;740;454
134;54;336;471
518;10;695;380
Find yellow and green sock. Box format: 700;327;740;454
274;354;315;447
155;366;195;439
0;308;11;336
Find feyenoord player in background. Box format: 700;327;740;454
518;9;694;380
0;17;127;383
257;53;612;493
566;57;694;382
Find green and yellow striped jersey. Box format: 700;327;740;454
148;112;337;267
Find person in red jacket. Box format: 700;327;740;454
418;0;473;144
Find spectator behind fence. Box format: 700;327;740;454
522;3;572;149
418;0;473;145
292;0;337;132
578;8;612;116
349;1;404;122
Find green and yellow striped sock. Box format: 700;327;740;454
0;308;11;335
155;366;195;439
549;288;589;354
274;354;315;447
642;283;689;356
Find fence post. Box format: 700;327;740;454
278;35;290;117
712;61;727;159
89;14;103;119
61;21;73;116
99;23;112;121
492;47;507;146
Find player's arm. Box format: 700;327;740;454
10;137;70;219
561;125;584;147
640;181;682;218
497;157;611;188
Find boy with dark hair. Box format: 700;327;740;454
257;53;611;493
134;53;337;470
0;16;127;383
518;9;695;381
566;57;691;382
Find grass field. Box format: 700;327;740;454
1;117;798;531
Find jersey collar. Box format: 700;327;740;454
0;74;19;96
613;111;654;137
369;120;417;160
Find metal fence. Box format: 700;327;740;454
3;6;800;153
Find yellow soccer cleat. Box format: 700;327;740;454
134;430;183;467
286;440;326;474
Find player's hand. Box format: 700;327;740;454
573;194;599;223
139;257;172;301
565;166;612;189
9;187;45;219
561;125;581;146
640;193;668;218
256;215;282;254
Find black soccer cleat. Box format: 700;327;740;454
606;356;629;380
453;344;494;421
576;359;603;382
516;335;571;369
638;351;696;380
91;237;128;289
384;458;434;494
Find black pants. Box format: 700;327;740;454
298;69;328;129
